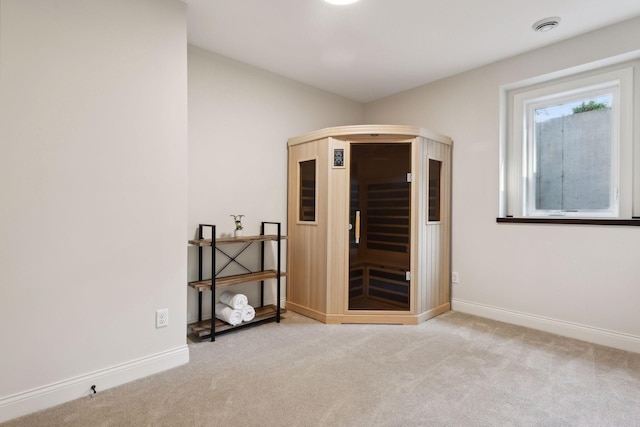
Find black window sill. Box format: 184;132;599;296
497;217;640;226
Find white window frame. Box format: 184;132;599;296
503;66;634;219
523;83;619;217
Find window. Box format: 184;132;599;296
428;159;442;222
503;66;634;219
298;159;316;222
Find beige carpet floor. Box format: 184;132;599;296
4;311;640;426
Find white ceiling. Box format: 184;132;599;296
185;0;640;103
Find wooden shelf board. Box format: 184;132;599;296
189;234;287;247
369;286;409;296
188;270;285;291
350;260;409;272
367;240;409;245
189;305;282;338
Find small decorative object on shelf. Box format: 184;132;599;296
231;214;244;237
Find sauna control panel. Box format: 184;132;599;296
333;148;345;168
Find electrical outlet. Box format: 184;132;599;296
452;272;460;284
156;309;169;328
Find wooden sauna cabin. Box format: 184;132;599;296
286;125;452;325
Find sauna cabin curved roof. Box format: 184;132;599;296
287;124;452;147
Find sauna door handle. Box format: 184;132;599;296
355;210;361;244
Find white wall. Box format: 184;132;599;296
187;46;363;322
364;17;640;352
0;0;188;421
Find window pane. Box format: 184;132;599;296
428;159;442;222
533;95;612;211
299;159;316;221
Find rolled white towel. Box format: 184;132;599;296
242;305;256;322
219;291;248;309
215;303;242;326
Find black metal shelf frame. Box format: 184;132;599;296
195;221;282;341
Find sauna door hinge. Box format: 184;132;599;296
406;173;412;183
405;271;411;281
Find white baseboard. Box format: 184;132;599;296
452;298;640;354
0;345;189;424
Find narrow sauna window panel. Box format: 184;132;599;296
428;159;442;222
299;159;316;222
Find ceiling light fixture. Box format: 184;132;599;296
324;0;359;5
532;17;561;33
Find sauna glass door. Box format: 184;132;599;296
349;143;411;311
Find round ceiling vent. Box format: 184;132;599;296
532;17;561;33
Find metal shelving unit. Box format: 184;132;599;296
188;221;283;341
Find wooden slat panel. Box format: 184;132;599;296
413;138;425;313
349;266;364;299
287;140;328;313
367;266;409;306
358;175;411;269
442;141;451;304
327;138;348;314
423;138;451;311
